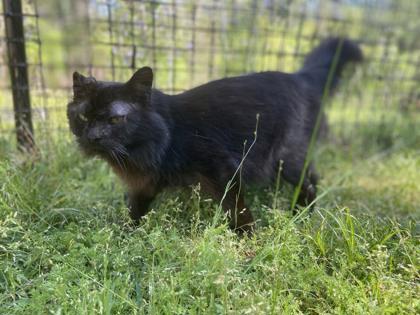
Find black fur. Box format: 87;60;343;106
298;37;363;96
67;37;362;232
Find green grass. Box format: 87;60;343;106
0;126;419;314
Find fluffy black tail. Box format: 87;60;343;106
297;37;363;96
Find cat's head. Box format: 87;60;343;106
67;67;169;171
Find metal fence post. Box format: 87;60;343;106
3;0;35;152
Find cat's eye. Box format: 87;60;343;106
109;115;126;124
78;113;88;122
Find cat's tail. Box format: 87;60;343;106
296;37;363;96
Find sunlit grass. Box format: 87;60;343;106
0;126;418;313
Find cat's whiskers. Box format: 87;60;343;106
114;145;139;170
110;150;126;172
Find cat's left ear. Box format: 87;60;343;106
127;67;153;89
73;71;97;98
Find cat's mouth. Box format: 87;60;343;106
78;139;109;157
78;139;129;167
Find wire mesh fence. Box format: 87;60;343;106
1;0;419;151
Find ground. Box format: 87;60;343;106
0;128;419;314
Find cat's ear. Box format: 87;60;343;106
73;71;96;98
127;67;153;89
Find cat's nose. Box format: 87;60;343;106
88;135;101;143
87;129;102;142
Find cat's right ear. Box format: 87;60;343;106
127;67;154;90
73;72;96;98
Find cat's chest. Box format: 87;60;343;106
111;165;156;193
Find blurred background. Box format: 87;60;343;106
0;0;419;153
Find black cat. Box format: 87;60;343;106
67;37;362;233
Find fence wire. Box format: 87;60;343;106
0;0;419;149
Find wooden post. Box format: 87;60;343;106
3;0;35;152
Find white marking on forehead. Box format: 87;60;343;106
110;101;134;116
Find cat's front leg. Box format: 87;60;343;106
127;191;156;224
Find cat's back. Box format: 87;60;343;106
176;71;298;102
169;71;306;126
